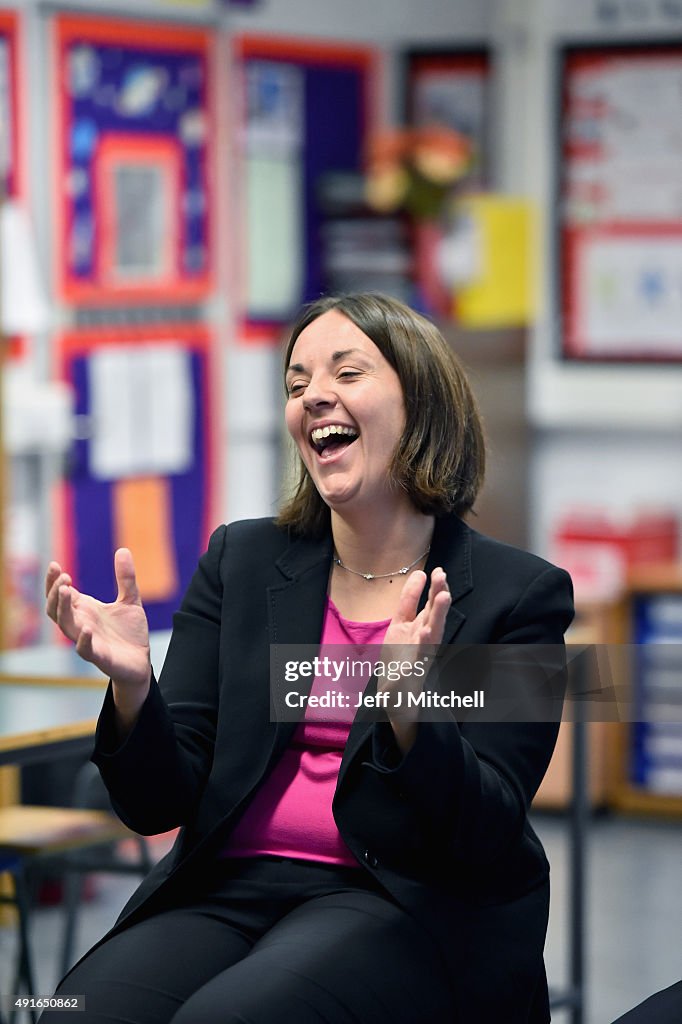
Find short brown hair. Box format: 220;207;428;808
277;293;485;537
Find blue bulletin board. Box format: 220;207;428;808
236;35;377;324
58;326;215;631
54;14;213;303
631;593;682;797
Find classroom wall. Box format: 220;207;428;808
217;0;493;524
491;0;682;555
7;0;682;595
224;0;492;45
225;0;682;552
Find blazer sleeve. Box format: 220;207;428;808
367;564;574;866
91;524;227;835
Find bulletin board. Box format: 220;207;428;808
558;42;682;361
235;35;377;325
53;15;213;304
57;325;215;631
0;9;19;198
404;48;491;188
0;9;27;360
631;591;682;798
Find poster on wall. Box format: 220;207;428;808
236;35;376;325
58;325;215;631
0;11;41;366
559;43;682;360
0;9;19;198
54;15;213;303
406;50;491;188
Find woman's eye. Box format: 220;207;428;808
287;382;306;396
338;371;359;380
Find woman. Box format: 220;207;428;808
46;293;573;1024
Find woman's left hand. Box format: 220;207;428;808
378;567;451;752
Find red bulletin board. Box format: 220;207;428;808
0;9;20;197
559;44;682;361
53;14;214;304
0;9;28;359
405;49;491;188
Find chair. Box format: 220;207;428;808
0;763;153;1007
59;761;153;975
547;705;589;1024
0;851;36;1023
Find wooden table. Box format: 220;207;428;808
0;632;171;767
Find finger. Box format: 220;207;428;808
424;589;452;647
75;626;96;665
392;570;427;625
45;562;63;599
56;584;80;642
424;567;449;611
114;548;141;605
46;571;73;621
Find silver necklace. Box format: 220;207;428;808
332;547;430;582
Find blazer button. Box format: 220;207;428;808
363;849;379;869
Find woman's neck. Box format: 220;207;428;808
328;505;434;622
330;505;434;578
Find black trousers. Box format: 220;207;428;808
52;856;456;1024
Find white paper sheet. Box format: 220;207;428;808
88;343;194;479
580;237;682;354
0;201;52;334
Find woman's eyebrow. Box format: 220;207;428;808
286;348;366;375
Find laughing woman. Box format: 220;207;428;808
46;293;573;1024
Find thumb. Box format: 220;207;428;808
114;548;141;605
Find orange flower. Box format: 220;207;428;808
365;124;474;218
366;129;410;167
412;127;472;185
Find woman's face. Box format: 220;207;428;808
285;310;406;514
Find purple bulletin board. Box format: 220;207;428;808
57;325;216;631
54;14;213;304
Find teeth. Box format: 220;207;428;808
310;425;357;443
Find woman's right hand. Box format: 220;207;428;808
45;548;152;705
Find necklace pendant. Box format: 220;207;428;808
363;573;374;581
399;567;408;574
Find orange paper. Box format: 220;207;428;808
112;476;178;602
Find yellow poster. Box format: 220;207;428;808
454;196;536;328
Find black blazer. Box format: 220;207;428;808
91;514;574;1024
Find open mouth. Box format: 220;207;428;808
310;424;359;461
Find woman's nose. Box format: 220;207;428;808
302;377;337;410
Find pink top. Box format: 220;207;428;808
221;597;390;866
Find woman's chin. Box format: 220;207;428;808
319;489;357;511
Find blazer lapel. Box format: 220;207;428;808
267;532;333;760
423;514;473;645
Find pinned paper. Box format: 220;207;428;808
112;476;178;603
452;196;536;328
88;343;193;479
0;201;51;334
